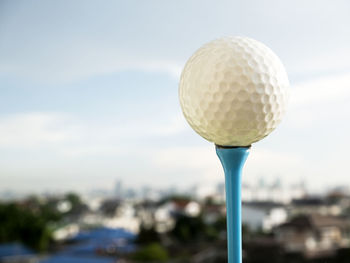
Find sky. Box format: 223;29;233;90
0;0;349;194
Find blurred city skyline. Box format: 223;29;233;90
0;0;350;194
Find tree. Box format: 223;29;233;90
131;243;168;262
171;214;206;242
0;202;58;251
137;224;160;244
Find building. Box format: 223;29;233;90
290;197;342;216
274;214;350;259
242;201;287;232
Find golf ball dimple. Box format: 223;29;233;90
179;36;289;146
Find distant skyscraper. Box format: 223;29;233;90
114;179;123;199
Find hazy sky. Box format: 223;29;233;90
0;0;349;194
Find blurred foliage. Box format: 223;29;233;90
64;192;89;216
335;248;350;263
244;239;284;263
65;192;81;207
157;194;192;206
41;201;63;222
131;242;168;262
171;214;206;242
137;224;160;244
0;202;57;251
171;213;229;243
213;215;226;231
0;194;85;252
204;196;216;206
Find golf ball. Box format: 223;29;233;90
179;36;289;146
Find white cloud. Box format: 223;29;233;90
129;60;182;79
0;110;188;159
59;145;122;158
1;42;182;84
245;148;305;181
0;112;76;147
288;47;350;77
284;72;350;130
154;146;218;170
290;73;350;107
143;114;188;136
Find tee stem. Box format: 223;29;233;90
216;145;250;263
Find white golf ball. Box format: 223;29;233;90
179;36;289;146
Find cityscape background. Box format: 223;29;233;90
0;0;350;262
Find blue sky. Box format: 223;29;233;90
0;0;350;194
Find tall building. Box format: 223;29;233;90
114;179;123;199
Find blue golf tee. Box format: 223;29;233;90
216;145;250;263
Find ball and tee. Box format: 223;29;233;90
179;36;289;146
